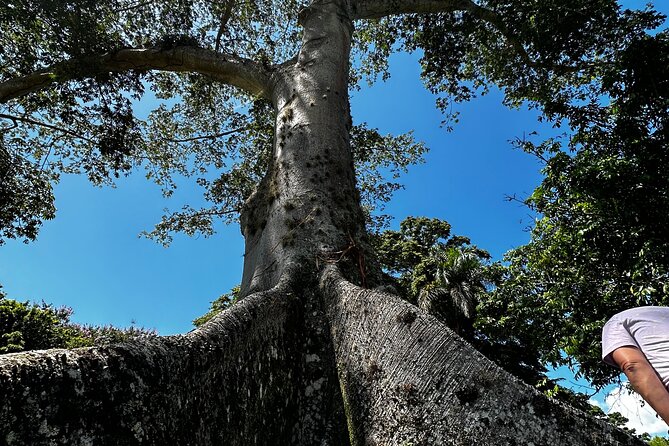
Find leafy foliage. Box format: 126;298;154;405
193;285;240;327
0;0;427;245
0;138;56;244
373;217;653;428
0;288;155;353
355;1;664;125
3;0;661;246
648;436;669;446
485;28;669;388
0;0;302;245
371;217;483;299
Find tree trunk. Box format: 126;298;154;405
0;267;646;446
239;0;369;296
0;2;648;445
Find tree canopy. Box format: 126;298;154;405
483;24;669;389
1;0;663;244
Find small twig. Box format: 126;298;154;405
0;113;93;143
164;126;248;143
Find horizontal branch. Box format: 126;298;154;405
0;113;93;142
0;46;273;103
350;0;472;20
164;126;248;143
351;0;536;67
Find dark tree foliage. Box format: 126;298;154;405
0;288;155;353
486;28;669;388
0;139;55;244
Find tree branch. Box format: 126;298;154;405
215;0;236;53
350;0;535;67
0;113;94;142
0;46;273;103
164;126;248;143
350;0;471;20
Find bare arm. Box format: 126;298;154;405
612;346;669;425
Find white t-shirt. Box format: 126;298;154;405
602;306;669;387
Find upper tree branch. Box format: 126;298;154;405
350;0;470;19
0;113;94;142
351;0;535;67
0;46;273;103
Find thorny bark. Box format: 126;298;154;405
0;1;650;445
239;0;370;296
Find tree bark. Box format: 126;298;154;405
321;266;643;446
0;283;348;445
239;0;370;296
0;267;646;445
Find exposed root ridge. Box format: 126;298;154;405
319;265;643;446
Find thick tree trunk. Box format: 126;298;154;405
239;0;368;296
0;269;646;445
0;2;650;445
0;283;348;445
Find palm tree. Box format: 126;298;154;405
418;247;489;337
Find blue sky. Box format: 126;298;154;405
1;0;667;436
0;52;549;334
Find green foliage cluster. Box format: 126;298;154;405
371;216;487;298
487;28;669;389
648;436;669;446
193;285;240;327
0;288;155;353
356;4;669;395
0;0;428;246
354;1;663;126
0;140;56;245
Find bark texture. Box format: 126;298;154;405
0;271;647;446
240;0;368;296
321;266;644;446
0;285;348;445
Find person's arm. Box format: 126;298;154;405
612;346;669;425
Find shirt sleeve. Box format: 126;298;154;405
602;315;640;367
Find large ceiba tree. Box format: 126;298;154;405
0;0;661;444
